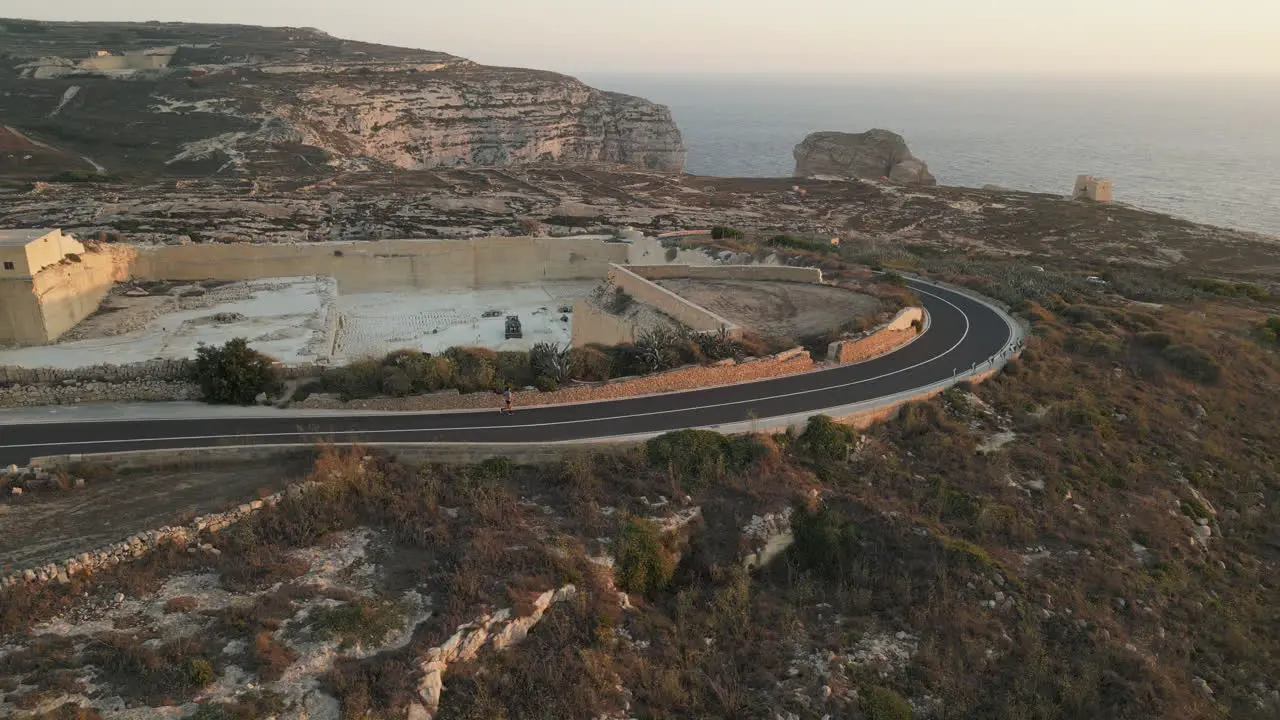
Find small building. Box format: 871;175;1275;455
0;228;85;278
1;228;114;347
90;49;112;57
1074;175;1113;203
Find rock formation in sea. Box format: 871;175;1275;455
793;129;936;185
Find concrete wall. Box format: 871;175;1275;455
0;229;80;278
626;264;824;284
0;246;133;345
78;48;175;71
0;246;29;277
1074;175;1113;203
570;298;642;347
0;281;43;345
26;230;87;277
32;248;134;341
130;237;628;292
606;264;740;336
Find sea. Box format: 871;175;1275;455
579;74;1280;238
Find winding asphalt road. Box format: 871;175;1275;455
0;279;1017;467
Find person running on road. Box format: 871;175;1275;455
500;385;514;415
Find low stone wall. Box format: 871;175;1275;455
828;307;924;364
296;347;815;412
0;360;326;408
2;478;305;589
606;264;740;336
626;264;823;284
0;360;198;406
0;380;201;407
0;359;192;385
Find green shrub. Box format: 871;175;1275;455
187;658;216;687
1135;331;1173;350
321;357;383;400
445;347;498;392
1259;317;1280;345
494;351;534;388
193;338;282;405
766;234;835;254
798;415;856;463
49;170;112;183
710;226;744;240
645;429;766;489
861;685;913;720
789;501;856;578
1061;305;1103;324
1162;344;1221;383
530;342;571;383
570;346;613;381
880;270;908;287
611;517;675;595
310;599;404;650
691;328;744;361
1190;277;1270;301
380;367;413;397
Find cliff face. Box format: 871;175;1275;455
794;129;936;185
0;19;685;178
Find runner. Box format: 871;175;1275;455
500;385;514;415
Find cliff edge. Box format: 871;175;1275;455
793;129;935;185
0;19;685;177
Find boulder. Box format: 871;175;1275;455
793;129;937;185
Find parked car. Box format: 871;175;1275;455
504;315;522;339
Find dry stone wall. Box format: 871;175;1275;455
0;359;199;406
0;359;326;407
2;470;310;589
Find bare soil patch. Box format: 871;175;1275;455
657;278;880;340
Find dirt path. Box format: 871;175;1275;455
657;279;880;339
0;460;311;571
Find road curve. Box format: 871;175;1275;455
0;279;1017;467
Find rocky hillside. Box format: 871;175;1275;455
795;129;936;185
0;19;686;179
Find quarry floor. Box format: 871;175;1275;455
654;278;880;339
333;281;593;359
1;273;875;371
0;279;597;369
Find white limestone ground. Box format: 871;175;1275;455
0;277;335;369
332;281;595;361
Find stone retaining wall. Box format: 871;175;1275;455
828;307;924;364
625;264;823;284
295;347;815;412
606;264;741;336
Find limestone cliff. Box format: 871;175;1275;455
793;129;936;185
0;19;685;177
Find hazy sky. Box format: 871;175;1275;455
7;0;1280;76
